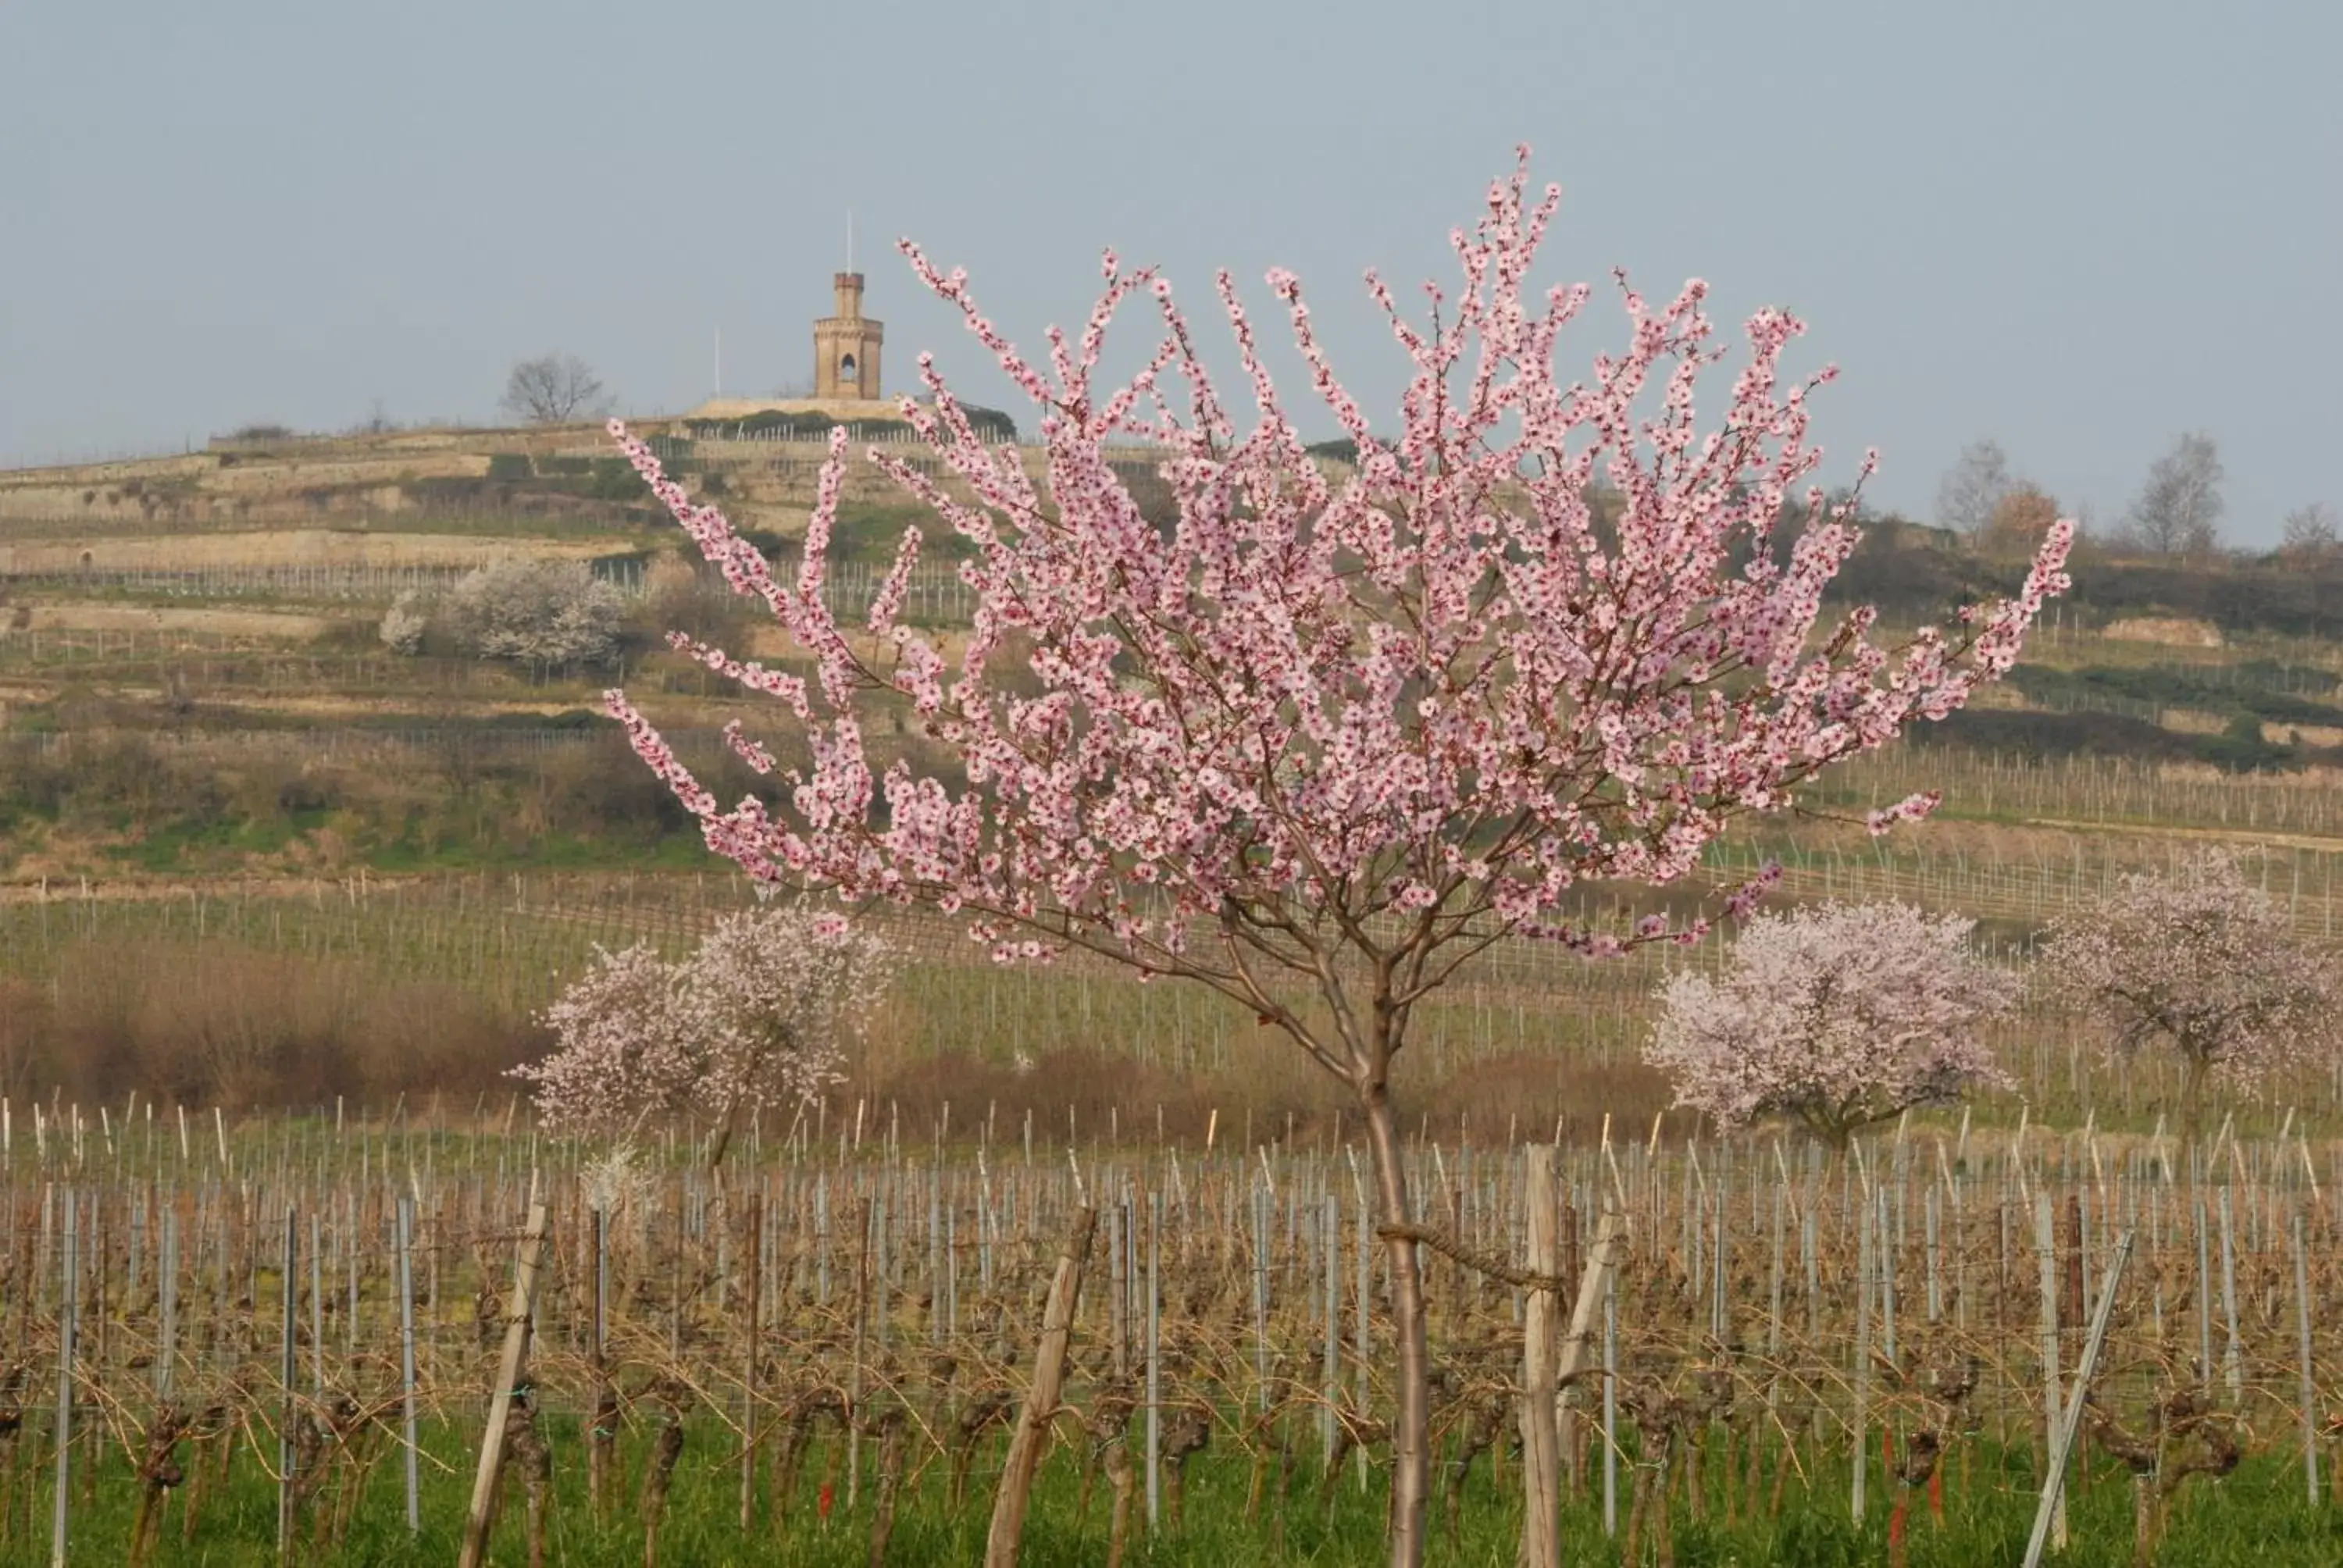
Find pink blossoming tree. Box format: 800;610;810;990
513;904;890;1164
2043;851;2338;1132
1646;900;2017;1148
600;152;2070;1564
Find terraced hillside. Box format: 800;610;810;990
7;424;2343;1131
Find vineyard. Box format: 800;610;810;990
9;836;2343;1125
4;1120;2343;1566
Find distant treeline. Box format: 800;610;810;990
1833;527;2343;639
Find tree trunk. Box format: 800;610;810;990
707;1095;744;1170
1359;1077;1431;1568
2181;1055;2211;1142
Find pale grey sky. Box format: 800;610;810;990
2;1;2335;543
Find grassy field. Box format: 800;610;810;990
9;1420;2341;1567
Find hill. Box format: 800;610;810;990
7;422;2343;1124
5;420;2343;889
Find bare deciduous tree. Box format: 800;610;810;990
2281;502;2339;561
2126;431;2225;556
1935;437;2013;538
1978;482;2062;558
501;353;611;425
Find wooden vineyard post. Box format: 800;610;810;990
1562;1187;1585;1414
50;1188;75;1568
1764;1178;1788;1495
157;1206;177;1403
2195;1196;2213;1400
458;1200;549;1568
1557;1212;1624;1390
308;1212;323;1400
1519;1146;1563;1568
2022;1228;2134;1568
2293;1210;2319;1507
2218;1188;2243;1406
1355;1184;1372;1491
1110;1198;1128;1379
740;1188;762;1532
848;1198;871;1511
1853;1191;1872;1526
590;1204;612;1520
397;1196;420;1535
1602;1256;1619;1539
1147;1189;1161;1534
985;1204;1097;1568
1322;1190;1341;1467
277;1205;298;1566
1535;1206;1625;1566
1250;1185;1271;1414
2035;1193;2064;1551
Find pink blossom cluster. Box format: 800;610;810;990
600;149;2070;992
2043;851;2338;1096
1646;900;2017;1145
511;903;891;1140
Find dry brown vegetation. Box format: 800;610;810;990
0;941;535;1107
0;916;1680;1139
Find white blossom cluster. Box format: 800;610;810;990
378;558;627;669
512;904;890;1146
1646;900;2017;1146
2045;852;2338;1114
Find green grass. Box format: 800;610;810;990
5;1416;2338;1566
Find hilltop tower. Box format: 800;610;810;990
813;273;883;402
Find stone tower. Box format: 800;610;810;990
813;272;884;401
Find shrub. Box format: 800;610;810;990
378;593;429;654
958;404;1019;444
438;558;629;672
2198;711;2295;773
587;456;643;501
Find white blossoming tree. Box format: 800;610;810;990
512;903;891;1164
1646;900;2017;1148
2043;852;2338;1132
595;153;2071;1565
377;592;429;655
439;558;629;672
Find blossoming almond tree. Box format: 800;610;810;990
2043;851;2337;1134
1646;900;2018;1148
512;905;890;1166
600;151;2070;1565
